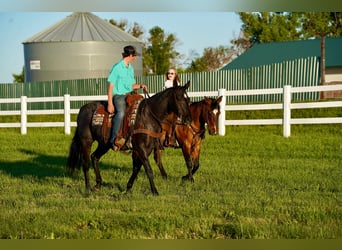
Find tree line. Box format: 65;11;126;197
13;12;341;83
109;12;341;77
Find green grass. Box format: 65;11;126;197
0;118;341;238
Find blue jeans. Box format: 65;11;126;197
109;95;126;144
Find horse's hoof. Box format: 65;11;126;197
84;188;92;197
91;185;101;192
182;175;194;182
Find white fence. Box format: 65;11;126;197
0;85;341;137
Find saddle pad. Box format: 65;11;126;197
130;99;142;125
92;107;114;127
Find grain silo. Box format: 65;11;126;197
23;12;143;83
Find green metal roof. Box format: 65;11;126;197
222;36;342;70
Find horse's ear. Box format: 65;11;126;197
183;80;190;90
217;96;223;103
204;97;211;105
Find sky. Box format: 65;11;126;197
0;12;243;83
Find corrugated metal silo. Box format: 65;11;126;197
23;12;143;83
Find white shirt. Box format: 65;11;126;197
164;80;174;89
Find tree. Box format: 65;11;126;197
301;12;342;38
12;67;25;83
186;46;234;72
109;19;179;75
231;31;252;56
301;12;342;84
109;18;144;39
235;12;342;84
237;12;342;46
144;26;179;75
109;19;128;31
129;22;144;39
237;12;302;45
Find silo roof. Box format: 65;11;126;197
23;12;143;43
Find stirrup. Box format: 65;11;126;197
116;138;126;147
112;138;126;151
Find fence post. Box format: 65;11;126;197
218;88;226;136
283;85;291;137
20;96;27;135
64;94;71;135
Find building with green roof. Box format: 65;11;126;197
222;36;342;84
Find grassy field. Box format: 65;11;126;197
0;121;341;239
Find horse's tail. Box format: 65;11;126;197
67;126;82;176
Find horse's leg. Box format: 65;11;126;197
181;142;195;182
126;150;143;193
190;140;202;176
81;140;93;191
154;148;168;179
142;158;159;196
128;146;159;196
91;143;110;190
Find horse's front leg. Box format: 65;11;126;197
154;147;168;179
127;150;159;195
137;143;159;195
126;150;143;193
126;150;142;193
142;158;159;196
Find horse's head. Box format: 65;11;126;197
171;80;192;125
203;96;222;135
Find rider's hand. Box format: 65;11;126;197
107;103;114;113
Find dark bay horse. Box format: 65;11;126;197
155;96;223;182
126;82;192;195
67;82;191;194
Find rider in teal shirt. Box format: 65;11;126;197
108;59;136;95
107;45;147;151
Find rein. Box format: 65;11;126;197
189;123;205;136
133;128;163;138
143;88;150;98
183;101;205;136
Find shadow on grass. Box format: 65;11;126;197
0;148;131;181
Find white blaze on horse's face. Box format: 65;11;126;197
212;109;219;116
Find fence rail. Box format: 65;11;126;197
0;85;341;137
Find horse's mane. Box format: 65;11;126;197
136;87;180;128
153;86;180;98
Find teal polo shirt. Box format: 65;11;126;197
107;60;136;95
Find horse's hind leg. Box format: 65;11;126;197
81;141;92;192
181;145;195;182
190;142;201;176
191;156;200;177
91;144;110;190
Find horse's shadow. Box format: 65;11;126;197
0;149;130;181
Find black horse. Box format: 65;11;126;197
67;81;192;195
126;81;192;195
